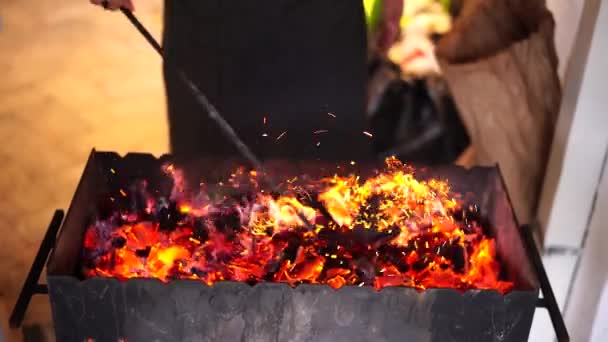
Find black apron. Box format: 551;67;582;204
162;0;370;161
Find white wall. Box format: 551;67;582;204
531;0;608;340
564;146;608;341
539;0;607;248
546;0;586;81
590;280;608;342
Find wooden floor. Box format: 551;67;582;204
0;1;167;340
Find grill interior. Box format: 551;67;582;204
43;150;541;342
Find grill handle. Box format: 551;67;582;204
9;210;64;329
521;224;570;342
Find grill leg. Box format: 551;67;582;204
9;210;64;329
521;224;570;342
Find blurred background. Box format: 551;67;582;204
0;1;167;340
1;0;607;341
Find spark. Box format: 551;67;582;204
314;129;328;134
110;168;116;174
276;131;287;141
316;142;321;147
83;157;514;294
328;112;336;118
363;131;373;138
263;116;267;125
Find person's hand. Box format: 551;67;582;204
90;0;134;11
377;0;404;52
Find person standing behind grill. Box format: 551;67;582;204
91;0;404;161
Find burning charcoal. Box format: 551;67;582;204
211;200;244;238
111;236;127;249
245;275;258;286
216;252;234;264
190;267;206;278
263;260;282;280
158;201;182;231
157;197;169;210
353;257;376;283
412;258;430;271
447;245;466;272
228;192;255;207
82;157;516;295
357;195;384;219
378;245;410;272
352;225;399;247
452;208;466;222
461;204;491;234
317;228;348;252
213;215;240;238
193;219;209;242
270;191;281;200
284;241;303;264
135;246;151;258
295;191;337;226
272;231;303;264
244;192;256;203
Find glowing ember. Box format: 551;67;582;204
82;157;513;293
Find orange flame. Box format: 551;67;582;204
83;157;514;293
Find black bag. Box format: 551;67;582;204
366;58;469;164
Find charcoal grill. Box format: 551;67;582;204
9;150;569;341
9;7;568;342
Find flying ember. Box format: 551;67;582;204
82;157;514;293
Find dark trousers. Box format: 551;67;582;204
162;0;370;161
